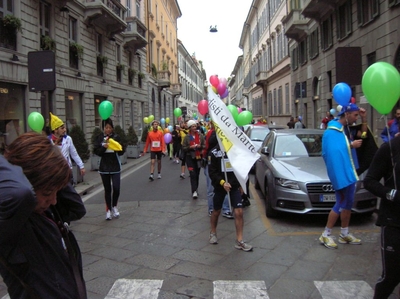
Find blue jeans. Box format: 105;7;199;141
204;165;230;213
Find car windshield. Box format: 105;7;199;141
274;134;322;157
250;128;269;142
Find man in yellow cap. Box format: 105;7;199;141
49;112;85;181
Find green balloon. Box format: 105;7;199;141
174;108;182;117
227;105;239;122
362;62;400;115
148;115;154;122
236;111;253;126
99;100;113;120
28;112;45;133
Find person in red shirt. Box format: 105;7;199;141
143;120;166;180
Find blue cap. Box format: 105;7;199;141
298;116;302;121
338;103;359;116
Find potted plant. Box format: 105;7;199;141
69;125;90;184
140;125;150;153
138;71;145;79
2;15;22;33
117;63;126;75
69;41;84;61
90;127;103;170
97;54;108;67
151;63;157;77
160;60;168;71
128;68;136;83
126;125;140;158
113;125;127;164
41;35;56;51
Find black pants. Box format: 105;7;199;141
186;157;201;193
100;173;121;211
374;225;400;299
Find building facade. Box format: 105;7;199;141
0;0;152;153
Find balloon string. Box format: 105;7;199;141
386;115;398;190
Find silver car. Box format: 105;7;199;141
254;129;377;218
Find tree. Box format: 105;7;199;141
114;125;127;149
126;126;138;145
91;127;103;153
69;125;90;162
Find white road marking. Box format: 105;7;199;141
214;280;269;299
104;278;163;299
314;280;374;299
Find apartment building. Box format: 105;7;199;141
145;0;182;124
283;0;400;134
177;40;206;120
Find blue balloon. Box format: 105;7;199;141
160;118;165;124
330;108;336;116
168;125;173;132
333;82;352;106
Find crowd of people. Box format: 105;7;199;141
3;104;400;298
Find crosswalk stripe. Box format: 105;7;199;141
104;279;163;299
314;280;374;299
213;280;269;299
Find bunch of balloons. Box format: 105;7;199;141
99;100;114;120
209;75;229;99
227;104;253;126
143;115;154;124
160;117;170;125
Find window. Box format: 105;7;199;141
116;44;122;82
39;1;50;37
273;89;277;115
0;1;17;50
278;86;283;115
389;0;400;7
309;29;319;59
96;34;104;77
321;16;333;51
126;0;131;17
136;0;141;19
65;92;83;130
69;17;79;69
357;0;379;26
291;47;298;70
337;1;352;40
299;39;307;65
285;83;290;114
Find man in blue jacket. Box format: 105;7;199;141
380;108;400;143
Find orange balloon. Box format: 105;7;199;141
212;86;217;94
164;128;170;133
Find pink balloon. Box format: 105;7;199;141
217;83;226;95
221;88;229;99
219;77;227;86
198;99;209;115
209;75;219;88
237;107;242;113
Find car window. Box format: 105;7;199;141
274;134;322;157
250;128;269;141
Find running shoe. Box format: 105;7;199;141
319;234;338;249
158;174;162;179
339;233;361;245
192;191;198;199
235;240;253;251
149;174;154;181
106;210;112;220
112;207;120;218
180;173;185;179
209;233;218;244
222;212;234;219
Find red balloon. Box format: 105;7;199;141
217;83;226;95
198;99;209;115
209;75;219;88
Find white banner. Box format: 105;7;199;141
207;86;260;193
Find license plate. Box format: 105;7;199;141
319;194;336;202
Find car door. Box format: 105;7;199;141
255;132;275;194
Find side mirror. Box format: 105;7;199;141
260;146;270;155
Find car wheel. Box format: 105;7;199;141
264;180;279;218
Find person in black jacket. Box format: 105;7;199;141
208;144;253;251
0;132;87;299
364;136;400;299
93;118;125;220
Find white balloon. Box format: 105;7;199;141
337;105;342;112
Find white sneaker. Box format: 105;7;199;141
158;174;162;179
192;191;198;199
106;210;112;220
112;207;120;218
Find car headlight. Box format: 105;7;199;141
275;178;300;189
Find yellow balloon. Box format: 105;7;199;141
143;117;149;124
166;117;170;123
107;138;122;151
212;86;217;94
148;115;154;122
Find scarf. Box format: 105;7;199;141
189;132;201;159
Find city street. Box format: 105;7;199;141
1;157;398;298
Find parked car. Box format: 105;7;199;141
254;129;378;218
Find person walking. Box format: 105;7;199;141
364;136;400;299
381;108;400;143
49;112;86;182
294;116;305;129
179;121;189;179
287;116;295;129
143;120;166;180
320;111;334;130
319;103;366;249
93;118;124;220
171;125;181;164
1;132;87;299
208;142;252;251
182;120;205;199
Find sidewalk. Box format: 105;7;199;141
74;154;148;196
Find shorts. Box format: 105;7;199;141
213;187;243;211
332;183;356;214
150;151;162;160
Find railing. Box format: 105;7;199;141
86;0;121;17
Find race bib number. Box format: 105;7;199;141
152;141;160;147
221;158;233;172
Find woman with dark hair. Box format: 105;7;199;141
93;118;125;220
0;132;87;299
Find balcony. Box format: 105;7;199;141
282;9;310;41
84;0;127;36
255;71;268;86
169;83;181;96
157;70;171;89
124;16;147;51
302;0;336;21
